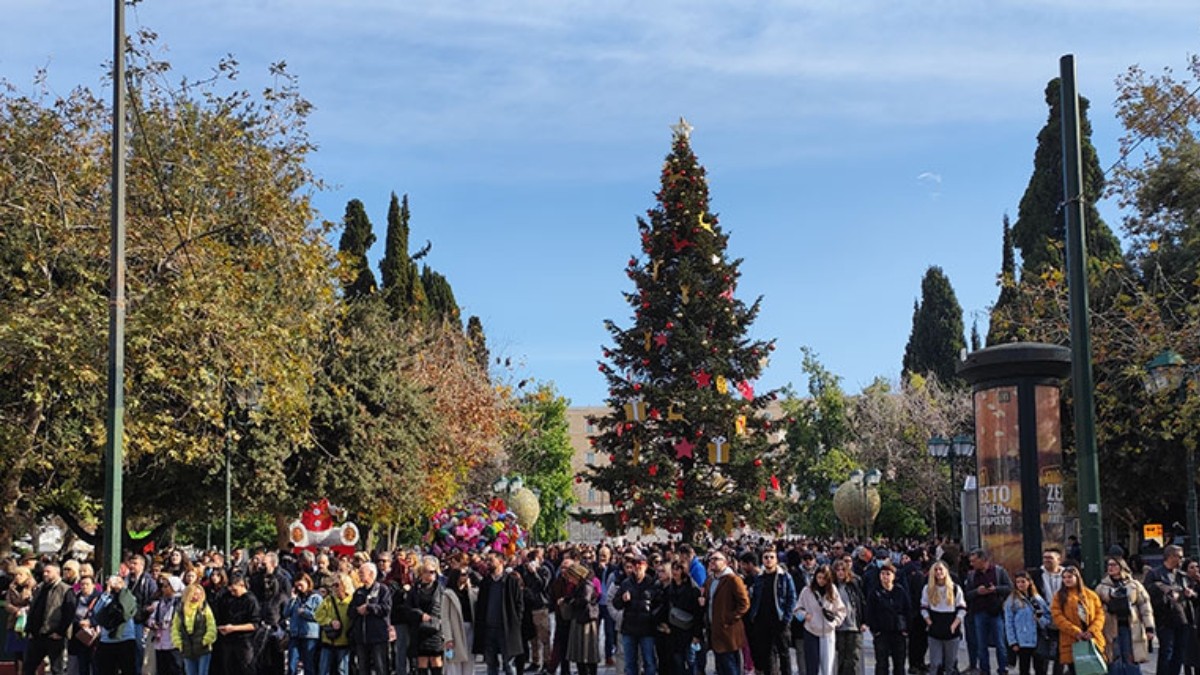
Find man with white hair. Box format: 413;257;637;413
350;562;394;675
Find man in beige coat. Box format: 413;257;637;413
701;552;749;675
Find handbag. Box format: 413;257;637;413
668;606;696;630
14;608;28;635
75;625;100;647
1036;627;1059;661
1072;640;1107;675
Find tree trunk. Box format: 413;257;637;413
0;400;42;557
275;513;290;551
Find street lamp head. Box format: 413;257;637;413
927;436;950;458
492;477;508;494
951;434;976;457
848;469;865;483
1145;349;1188;395
509;476;524;492
864;468;882;486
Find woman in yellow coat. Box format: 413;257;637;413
1050;565;1106;672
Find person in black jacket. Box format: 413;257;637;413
216;573;261;675
473;552;525;675
613;554;665;675
867;562;911;675
350;563;393;675
900;550;929;675
24;563;77;675
404;557;445;675
251;553;291;675
1145;545;1191;675
663;560;702;675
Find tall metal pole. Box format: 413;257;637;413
1060;55;1104;584
225;431;232;561
949;458;959;543
102;0;127;579
1188;442;1199;560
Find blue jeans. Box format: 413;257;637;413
601;607;617;660
319;646;350;675
1109;624;1140;675
483;626;515;675
1156;624;1189;675
621;634;657;675
288;638;318;675
392;625;411;675
971;612;1007;674
182;653;211;675
713;650;742;675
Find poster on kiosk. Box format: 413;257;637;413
974;384;1066;574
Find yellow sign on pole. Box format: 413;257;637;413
1144;523;1164;547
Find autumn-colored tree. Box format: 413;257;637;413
0;33;337;553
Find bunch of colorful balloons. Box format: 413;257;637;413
425;501;528;557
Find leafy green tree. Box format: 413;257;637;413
305;297;444;528
902;266;966;385
0;36;337;554
781;348;854;533
583;121;782;541
506;383;576;542
1011;78;1123;275
380;193;428;319
339;199;377;300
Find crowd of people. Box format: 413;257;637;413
0;536;1193;675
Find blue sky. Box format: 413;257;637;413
3;1;1197;405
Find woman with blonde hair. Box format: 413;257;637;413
316;572;356;675
1096;557;1154;674
4;564;35;675
1050;566;1105;675
403;556;445;675
921;561;966;675
172;583;217;675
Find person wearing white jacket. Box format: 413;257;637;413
795;565;847;675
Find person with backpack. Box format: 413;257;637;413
1096;557;1154;675
172;583;217;675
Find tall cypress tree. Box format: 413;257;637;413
421;266;460;324
380;193;427;318
465;315;490;370
987;214;1023;345
901;266;966;385
1011;79;1122;275
583;120;783;540
338;199;377;300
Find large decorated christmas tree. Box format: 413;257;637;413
582;119;786;541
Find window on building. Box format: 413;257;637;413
585;452;596;465
588;488;597;502
585;421;595;433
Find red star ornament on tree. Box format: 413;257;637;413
653;332;669;348
674;437;696;459
693;371;712;389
